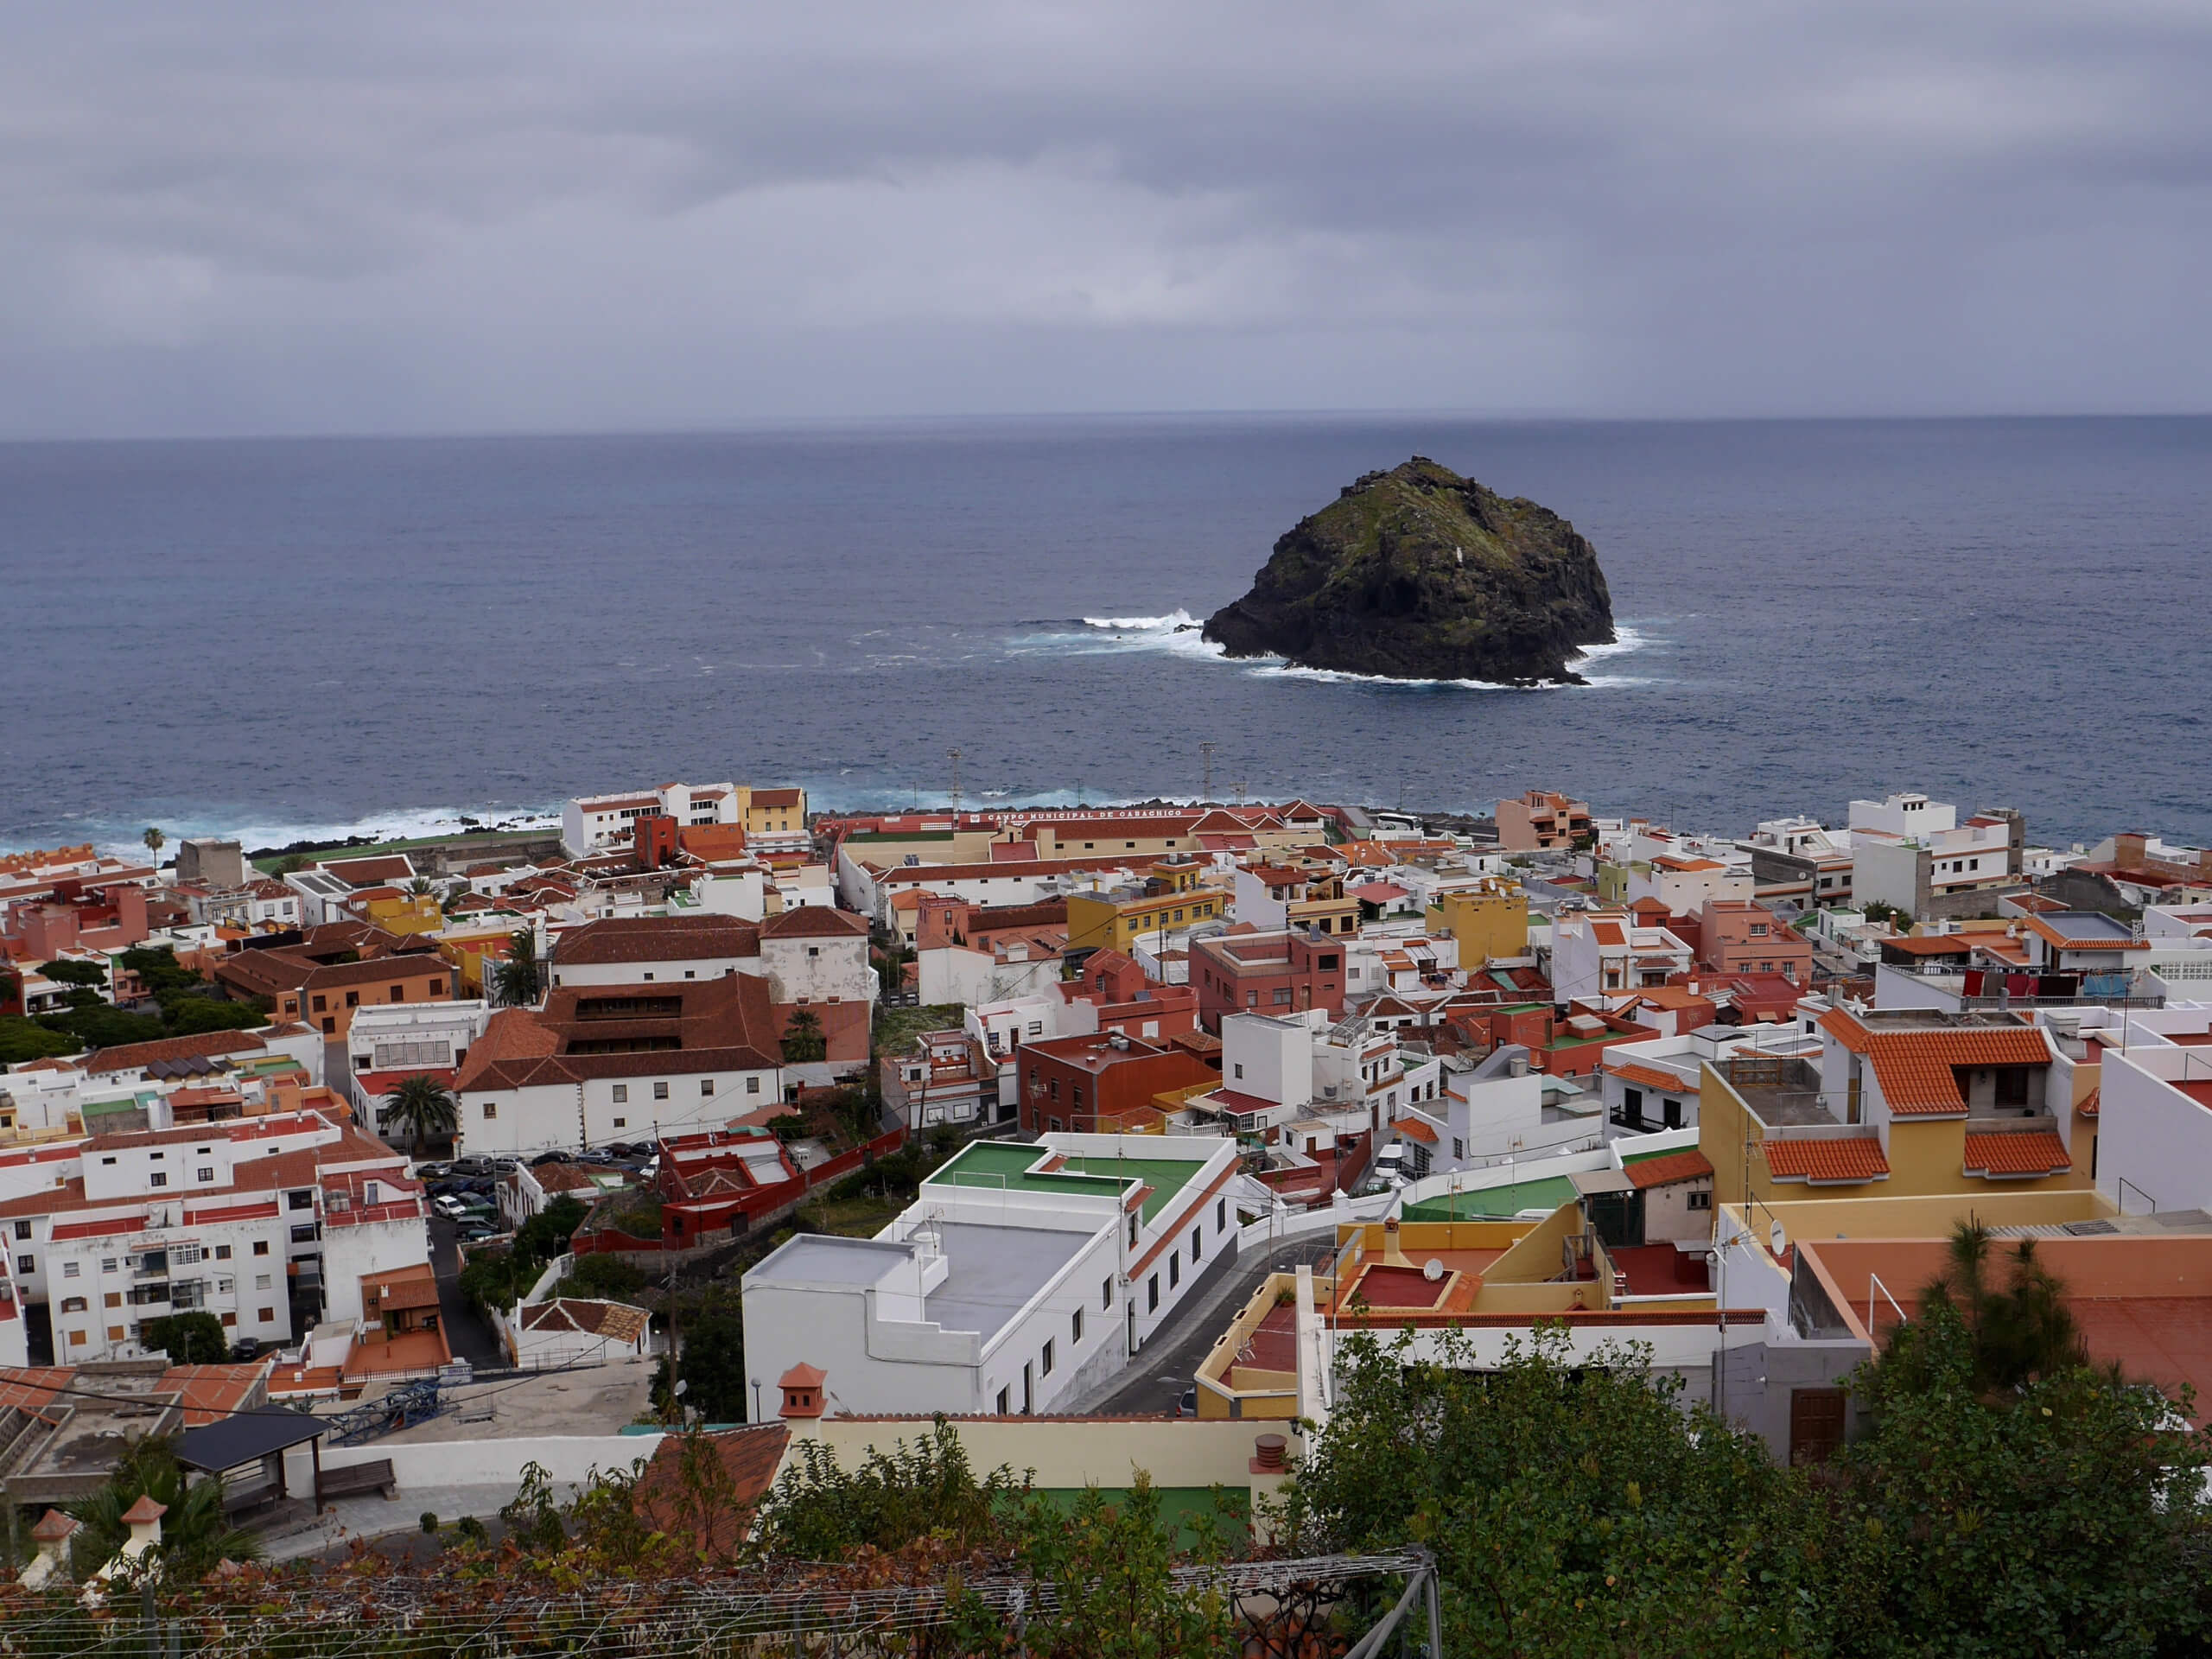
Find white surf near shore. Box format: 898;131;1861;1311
1034;612;1658;690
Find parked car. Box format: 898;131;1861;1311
528;1150;569;1168
455;1218;502;1242
489;1158;520;1173
449;1157;493;1178
1177;1389;1198;1418
413;1160;452;1181
432;1195;469;1220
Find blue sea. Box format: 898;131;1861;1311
1;416;2206;855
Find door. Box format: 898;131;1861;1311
1021;1362;1033;1415
1789;1387;1847;1465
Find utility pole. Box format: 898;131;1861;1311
1199;741;1216;804
948;748;962;818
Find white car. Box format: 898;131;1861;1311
432;1194;469;1221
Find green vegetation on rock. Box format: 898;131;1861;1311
1204;456;1614;684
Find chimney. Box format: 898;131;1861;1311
779;1362;827;1436
120;1495;166;1552
21;1510;79;1586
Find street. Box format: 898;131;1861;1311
427;1215;505;1367
1091;1232;1338;1415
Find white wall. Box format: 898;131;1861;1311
2097;1047;2212;1214
760;936;876;1005
551;957;756;988
1219;1014;1312;1109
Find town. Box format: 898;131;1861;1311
2;779;2209;1644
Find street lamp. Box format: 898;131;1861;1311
750;1375;764;1423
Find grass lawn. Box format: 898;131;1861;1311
873;1001;964;1059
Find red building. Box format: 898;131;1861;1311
1191;928;1345;1034
1017;1032;1218;1135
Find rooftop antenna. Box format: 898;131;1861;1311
1200;742;1216;805
948;748;963;819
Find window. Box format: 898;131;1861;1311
62;1262;79;1278
290;1224;318;1244
643;972;655;982
700;1079;714;1096
289;1191;314;1211
312;995;327;1013
1216;1198;1225;1231
214;1244;231;1261
389;984;405;1001
1688;1191;1713;1211
107;1325;126;1343
10;1222;25;1242
1272;988;1292;1006
345;991;359;1007
612;1084;628;1103
321;1018;335;1034
1168;1253;1179;1288
1128;1212;1139;1248
653;1082;670;1100
1072;1307;1084;1344
747;1077;760;1094
15;1257;31;1277
60;1297;86;1314
259;1307;276;1324
217;1277;234;1295
684;969;696;979
254;1274;272;1290
1147;1274;1160;1312
1232;1063;1243;1080
1190;1226;1202;1262
198;1167;214;1183
104;1292;122;1308
429;979;444;995
483;1102;497;1119
252;1241;270;1256
1749;923;1769;938
1453;1138;1464;1160
612;1118;626;1130
1246;991;1258;1007
1103;1277;1114;1310
808;946;820;958
1040;1339;1054;1376
996;1387;1011;1415
220;1313;236;1327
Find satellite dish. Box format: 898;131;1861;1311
1769;1219;1787;1256
1422;1258;1445;1281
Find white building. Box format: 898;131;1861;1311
453;976;785;1156
0;1106;430;1362
1550;910;1697;1006
741;1134;1240;1416
344;1001;492;1116
561;782;743;860
758;906;877;1005
1595;1019;1824;1138
1848;794;2021;917
2086;1010;2212;1215
549;914;763;989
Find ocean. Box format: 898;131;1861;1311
1;415;2207;855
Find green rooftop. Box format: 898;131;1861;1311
925;1141;1208;1222
1402;1174;1578;1221
1622;1144;1691;1164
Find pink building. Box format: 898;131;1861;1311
1698;899;1812;985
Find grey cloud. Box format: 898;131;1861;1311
0;1;2208;434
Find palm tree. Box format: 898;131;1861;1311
381;1073;459;1155
782;1007;828;1064
1916;1220;2089;1395
142;827;165;859
68;1435;259;1581
492;928;543;1007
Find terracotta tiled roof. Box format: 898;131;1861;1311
636;1424;790;1554
1395;1117;1438;1145
1961;1130;2072;1179
761;906;870;940
1881;934;1980;957
2077;1087;2100;1118
520;1298;651;1343
79;1030;266;1077
555;914;760;965
1625;1149;1714;1189
1762;1136;1890;1184
1819;1015;2052;1117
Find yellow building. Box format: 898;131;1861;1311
359;891;444;937
435;921;527;997
1700;1007;2092;1211
1065;857;1223;953
1431;879;1529;964
741;785;807;839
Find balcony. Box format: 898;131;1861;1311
1711;1056;1838;1128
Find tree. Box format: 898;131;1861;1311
142;827;164;858
1841;1292;2209;1656
1912;1220;2090;1395
559;1250;645;1300
676;1294;748;1423
781;1007;827;1064
0;1016;79;1065
1274;1324;1834;1657
457;1246;535;1317
35;959;108;988
493;928;543;1007
515;1194;590;1261
140;1312;227;1365
67;1435;259;1582
752;1415;1029;1558
380;1073;458;1154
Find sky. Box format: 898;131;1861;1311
3;1;2209;437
